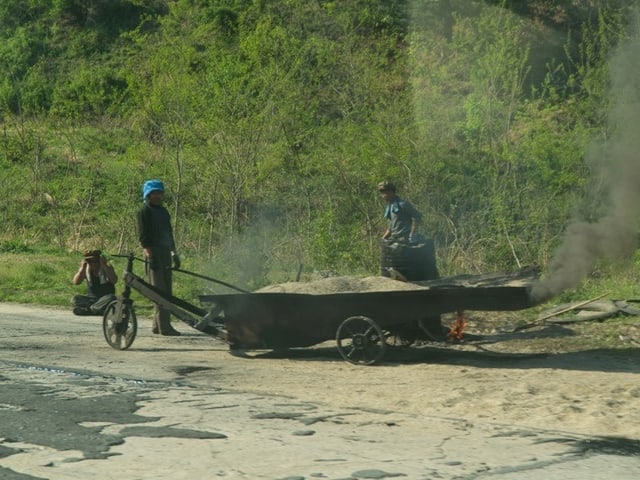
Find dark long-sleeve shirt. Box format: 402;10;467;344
137;203;176;251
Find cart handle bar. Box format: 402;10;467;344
173;268;250;293
110;254;250;293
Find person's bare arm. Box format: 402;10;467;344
101;257;118;284
72;260;87;285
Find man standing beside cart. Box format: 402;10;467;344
378;180;444;340
378;180;439;281
137;179;182;336
378;180;422;244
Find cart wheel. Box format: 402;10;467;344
336;316;386;365
103;299;137;350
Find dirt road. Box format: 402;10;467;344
0;302;639;479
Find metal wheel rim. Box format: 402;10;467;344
103;300;137;350
336;316;386;365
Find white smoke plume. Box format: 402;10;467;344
531;21;640;303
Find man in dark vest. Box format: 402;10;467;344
137;179;182;336
72;249;117;315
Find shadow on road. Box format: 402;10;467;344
239;329;639;374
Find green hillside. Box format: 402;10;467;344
1;0;640;300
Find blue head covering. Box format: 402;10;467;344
142;179;164;201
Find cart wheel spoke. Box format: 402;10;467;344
345;345;359;360
103;300;137;350
346;346;364;363
364;326;380;341
336;316;386;365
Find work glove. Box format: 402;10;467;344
172;253;181;269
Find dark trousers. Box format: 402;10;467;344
72;293;116;315
148;247;174;332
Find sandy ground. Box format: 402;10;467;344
247;274;640;440
216;330;640;440
1;297;638;440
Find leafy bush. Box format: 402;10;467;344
0;0;638;301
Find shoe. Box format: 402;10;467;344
73;307;91;316
161;329;181;336
152;326;159;334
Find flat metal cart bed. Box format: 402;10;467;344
102;255;535;365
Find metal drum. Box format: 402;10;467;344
380;239;439;281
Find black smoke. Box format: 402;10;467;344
531;19;640;303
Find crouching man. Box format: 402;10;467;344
71;249;117;316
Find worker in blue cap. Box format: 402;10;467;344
137;179;182;336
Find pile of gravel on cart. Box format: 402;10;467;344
255;275;428;295
254;267;540;295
